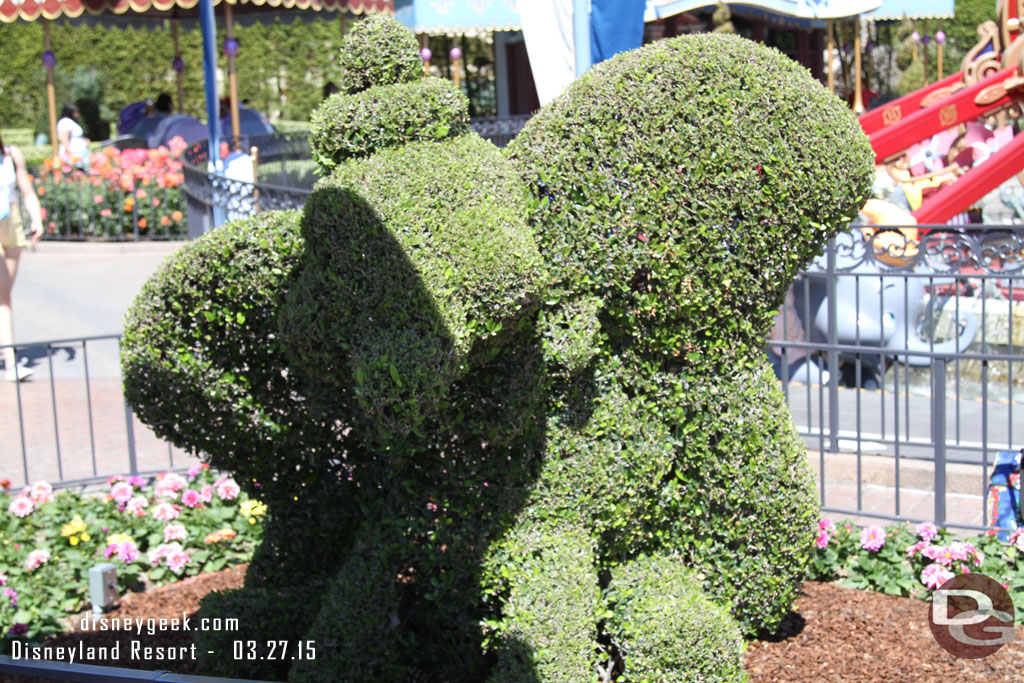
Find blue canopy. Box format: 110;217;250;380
868;0;954;20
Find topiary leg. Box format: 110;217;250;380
605;553;746;682
484;517;602;682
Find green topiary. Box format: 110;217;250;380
280;134;544;438
193;584;325;681
122;23;875;682
508;32;874;370
310;78;470;172
337;15;422;94
607;554;746;681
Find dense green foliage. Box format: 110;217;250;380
309;78;470;171
123;18;874;681
509;32;872;369
607;554;745;681
0;16;498;134
335;14;422;94
120;210;361;589
282;134;542;437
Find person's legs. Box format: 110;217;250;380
0;243;21;372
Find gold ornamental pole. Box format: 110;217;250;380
43;20;58;159
827;19;835;93
225;1;241;152
172;17;185;113
853;16;864;113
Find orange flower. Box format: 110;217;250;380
36;185;45;196
171;210;183;222
123;197;135;211
138;218;148;229
160;215;171;227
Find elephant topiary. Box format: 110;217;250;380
121;15;873;681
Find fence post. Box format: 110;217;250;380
826;237;840;453
123;397;139;477
933;357;947;528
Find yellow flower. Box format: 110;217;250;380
239;500;267;518
107;533;133;545
248;517;256;525
69;536;79;546
61;516;87;537
80;532;91;542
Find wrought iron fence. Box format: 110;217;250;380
773;224;1024;532
1;334;196;491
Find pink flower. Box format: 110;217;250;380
906;540;930;558
28;481;54;504
4;588;17;607
128;476;146;488
104;540;138;564
166;548;191;574
110;482;134;504
818;518;836;533
8;496;34;518
921;562;955;589
100;208;112;217
923;545;954;567
815;530;830;549
147;541;182;566
180;489;202;508
25;548;50;571
916;522;939;542
0;572;7;585
163;523;187;542
860;526;886;551
125;496;148;517
151;502;180;521
949;541;974;562
187;463;203;479
93;194;103;204
199;485;215;503
216;478;239;501
154;472;187;499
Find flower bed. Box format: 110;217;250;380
811;518;1024;620
0;465;263;645
32;138;187;240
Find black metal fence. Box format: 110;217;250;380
773;224;1024;532
1;335;195;491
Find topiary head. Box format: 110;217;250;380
337;14;423;94
510;33;874;366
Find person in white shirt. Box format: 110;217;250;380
0;126;44;381
56;103;90;168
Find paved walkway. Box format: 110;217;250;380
2;241;197;487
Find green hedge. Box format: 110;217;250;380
336;14;423;94
120;210;361;585
509;32;874;370
193;583;324;681
281;134;543;439
607;553;745;681
309;78;470;172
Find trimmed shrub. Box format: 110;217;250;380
607;553;745;681
648;358;819;635
509;32;874;369
310;78;470;172
337;15;422;94
120;210;361;584
281;134;543;438
483;519;601;682
193;583;324;681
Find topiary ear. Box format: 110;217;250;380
337;14;423;94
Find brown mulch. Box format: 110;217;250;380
6;574;1024;681
747;581;1024;681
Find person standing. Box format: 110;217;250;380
0;127;44;381
56;103;90;168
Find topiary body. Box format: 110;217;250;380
122;18;874;682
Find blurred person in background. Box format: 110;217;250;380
56;103;90;169
0;125;44;381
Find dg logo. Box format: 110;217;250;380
929;573;1016;659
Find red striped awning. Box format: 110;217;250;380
0;0;391;23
